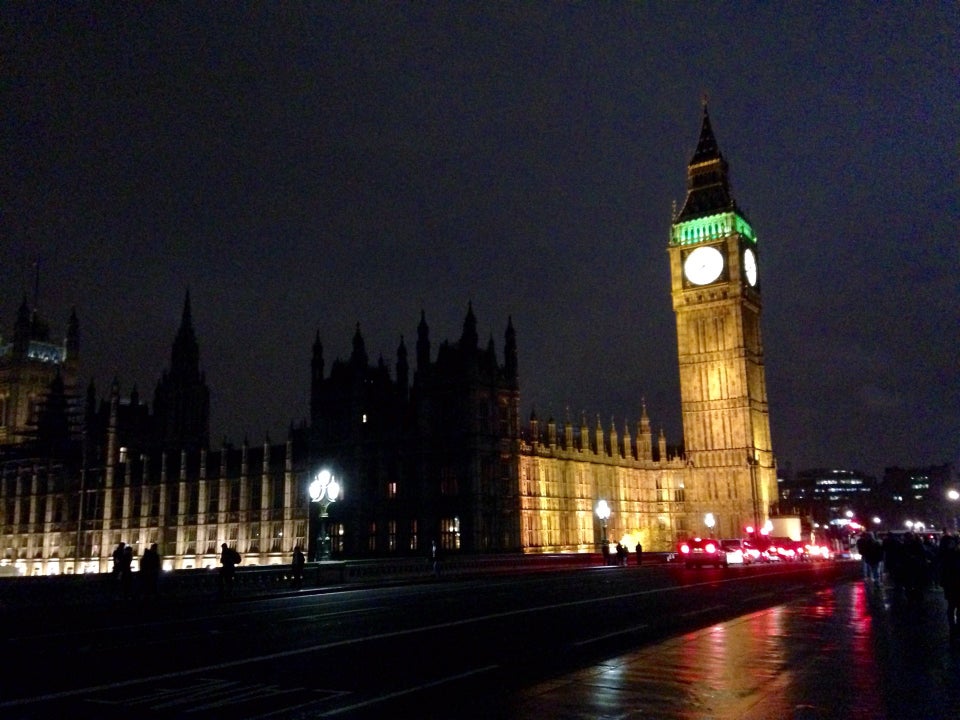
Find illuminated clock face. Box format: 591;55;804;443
683;245;724;285
743;248;757;286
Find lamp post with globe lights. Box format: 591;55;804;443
947;489;959;531
596;500;611;562
747;455;760;540
308;469;341;561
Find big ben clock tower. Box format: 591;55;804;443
667;104;775;538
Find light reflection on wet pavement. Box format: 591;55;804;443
500;581;960;719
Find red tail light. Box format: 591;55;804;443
705;542;717;554
679;543;690;554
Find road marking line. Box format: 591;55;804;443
253;693;350;719
315;664;500;717
678;604;726;618
281;607;382;623
574;623;650;646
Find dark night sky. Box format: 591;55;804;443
2;3;957;480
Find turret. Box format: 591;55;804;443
396;335;409;402
459;302;478;352
311;331;324;387
350;323;368;368
529;409;540;445
504;316;518;387
153;290;210;451
13;296;31;355
638;399;653;462
106;377;120;487
66;307;79;358
674;102;742;224
310;331;324;422
416;310;430;372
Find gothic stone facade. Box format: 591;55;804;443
0;108;776;574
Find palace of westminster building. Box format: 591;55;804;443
0;108;777;574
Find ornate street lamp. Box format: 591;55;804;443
747;454;760;538
308;469;341;561
705;512;716;537
947;489;959;531
596;499;611;550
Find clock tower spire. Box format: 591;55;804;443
667;105;774;539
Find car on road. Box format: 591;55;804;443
678;537;726;568
804;541;832;560
768;537;806;562
719;538;750;565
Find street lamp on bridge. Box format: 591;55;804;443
308;469;341;561
596;499;611;550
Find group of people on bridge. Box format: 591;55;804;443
602;541;642;567
857;530;960;642
110;541;161;600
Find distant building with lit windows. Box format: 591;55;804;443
881;464;958;530
778;468;877;522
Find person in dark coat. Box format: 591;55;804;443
291;545;305;589
864;533;883;586
111;542;126;589
140;543;161;599
635;541;643;566
430;540;441;578
219;543;241;597
856;533;872;580
883;533;904;594
118;545;134;599
939;535;960;642
901;532;927;605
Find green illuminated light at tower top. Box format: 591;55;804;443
672;211;756;246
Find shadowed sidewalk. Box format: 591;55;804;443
496;579;960;719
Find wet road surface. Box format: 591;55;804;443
491;579;960;719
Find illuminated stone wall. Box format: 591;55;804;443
0;440;311;576
518;413;691;554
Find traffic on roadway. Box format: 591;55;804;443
0;557;860;719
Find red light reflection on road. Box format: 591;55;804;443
506;581;897;719
848;582;881;701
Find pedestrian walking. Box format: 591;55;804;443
856;533;872;580
140;543;161;599
902;532;927;606
635;541;643;566
430;540;441;578
883;533;904;594
219;543;241;597
291;545;305;589
940;535;960;643
865;535;883;586
111;541;126;591
119;545;134;599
